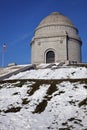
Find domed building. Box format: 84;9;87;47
31;12;82;64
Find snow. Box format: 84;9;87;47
0;65;87;130
0;80;87;130
0;64;28;77
0;64;32;78
8;66;87;80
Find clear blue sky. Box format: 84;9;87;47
0;0;87;67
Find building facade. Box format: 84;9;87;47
31;12;82;64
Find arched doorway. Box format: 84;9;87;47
46;51;55;63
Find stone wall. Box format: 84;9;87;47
31;36;68;64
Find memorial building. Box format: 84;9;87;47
31;12;82;64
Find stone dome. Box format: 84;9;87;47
35;12;81;41
37;12;76;29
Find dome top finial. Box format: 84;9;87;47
51;12;62;15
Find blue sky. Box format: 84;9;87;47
0;0;87;67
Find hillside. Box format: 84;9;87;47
0;64;87;130
8;64;87;80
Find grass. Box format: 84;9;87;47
14;81;24;87
27;81;43;96
22;98;30;105
0;78;87;84
68;99;79;106
83;85;87;89
4;106;21;113
59;128;70;130
12;92;19;95
32;99;47;114
78;97;87;107
33;81;58;114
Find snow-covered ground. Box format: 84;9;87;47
8;66;87;80
0;64;87;130
0;80;87;130
0;64;28;77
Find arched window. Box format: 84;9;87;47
46;51;55;63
